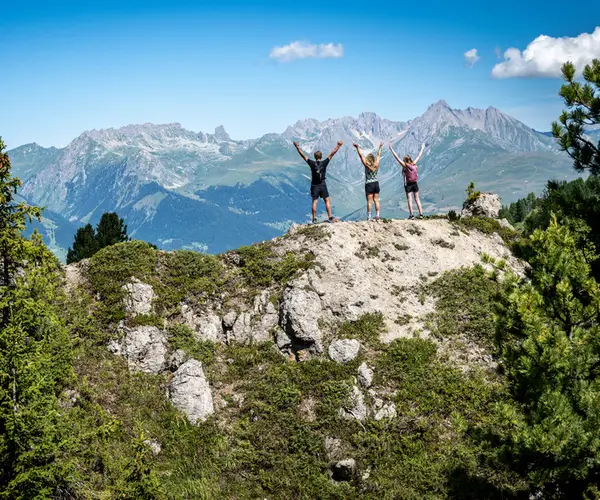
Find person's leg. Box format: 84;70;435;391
415;192;423;217
374;193;381;218
406;190;414;217
311;198;318;222
324;197;333;219
366;193;373;220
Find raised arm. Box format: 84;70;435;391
353;143;368;167
375;142;383;167
293;141;309;162
388;144;405;168
414;143;425;163
328;140;343;160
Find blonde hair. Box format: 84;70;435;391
403;155;413;165
314;151;323;160
365;153;377;170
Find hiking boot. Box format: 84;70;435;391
312;218;318;224
408;214;415;220
418;214;424;219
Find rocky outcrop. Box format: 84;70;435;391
181;305;223;342
328;339;361;363
461;192;501;218
122;277;155;316
168;359;214;424
108;325;168;374
280;286;324;354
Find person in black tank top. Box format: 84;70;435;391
294;140;343;223
353;142;383;221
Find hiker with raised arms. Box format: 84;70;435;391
389;142;425;219
293;140;343;224
353;142;383;221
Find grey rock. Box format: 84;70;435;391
339;385;367;422
357;362;374;388
461;192;501;218
58;389;80;410
230;312;253;343
222;311;238;329
274;327;294;352
324;437;344;461
374;402;397;421
331;459;356;482
329;339;360;363
168;359;214;424
144;439;162;456
280;286;323;353
122;277;155;317
181;305;223;342
169;349;188;370
110;325;168;374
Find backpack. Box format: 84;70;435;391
313;160;326;183
404;163;418;183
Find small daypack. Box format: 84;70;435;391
404;163;418;183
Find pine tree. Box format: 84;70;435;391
66;223;99;264
95;212;128;249
552;59;600;174
495;218;600;497
0;138;75;497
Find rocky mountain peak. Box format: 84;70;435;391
214;125;232;142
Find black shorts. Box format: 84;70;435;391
405;182;419;193
310;183;329;200
365;182;380;195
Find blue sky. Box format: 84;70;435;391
1;0;599;148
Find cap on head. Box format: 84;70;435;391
314;151;323;160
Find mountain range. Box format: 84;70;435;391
8;100;581;260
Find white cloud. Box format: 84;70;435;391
269;41;344;62
492;27;600;78
464;48;480;67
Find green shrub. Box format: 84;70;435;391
426;265;501;346
235;243;315;289
337;312;387;348
454;216;519;245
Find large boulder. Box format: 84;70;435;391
461;192;501;218
328;339;361;363
122;277;155;316
280;286;324;353
168;359;214;424
108;325;168;374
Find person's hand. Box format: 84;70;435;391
379;142;383;148
293;141;299;147
337;140;343;147
353;143;359;148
